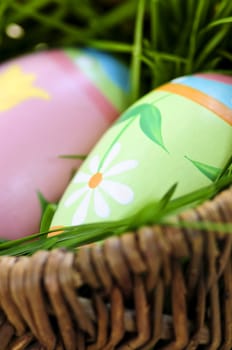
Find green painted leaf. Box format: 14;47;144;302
139;104;167;151
116;103;150;124
185;156;222;181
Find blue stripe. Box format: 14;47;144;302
83;48;130;92
172;76;232;109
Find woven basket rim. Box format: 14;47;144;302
0;186;231;350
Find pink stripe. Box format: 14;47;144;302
196;73;232;85
48;50;119;123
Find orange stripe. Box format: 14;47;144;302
157;83;232;126
48;225;64;237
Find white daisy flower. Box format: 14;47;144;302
64;143;138;225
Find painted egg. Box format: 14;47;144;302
51;73;232;229
0;48;130;239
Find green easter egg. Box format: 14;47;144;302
51;73;232;228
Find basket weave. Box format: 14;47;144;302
0;187;231;350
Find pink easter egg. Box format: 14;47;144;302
0;48;130;239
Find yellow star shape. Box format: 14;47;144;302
0;65;50;112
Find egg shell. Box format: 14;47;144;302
51;73;232;229
0;48;130;239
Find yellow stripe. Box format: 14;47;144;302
157;83;232;126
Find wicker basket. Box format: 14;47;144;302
0;186;230;350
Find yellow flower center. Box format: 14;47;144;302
88;172;103;189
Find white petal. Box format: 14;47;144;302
72;191;91;225
94;189;110;218
101;180;134;204
104;160;138;177
89;155;100;173
64;187;88;207
101;142;121;172
73;172;90;184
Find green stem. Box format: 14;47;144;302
150;93;172;105
97;93;169;172
98;117;136;171
130;0;146;103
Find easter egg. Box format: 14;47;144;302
51;73;232;229
0;48;130;239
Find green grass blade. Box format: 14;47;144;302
89;0;137;34
195;26;230;70
59;154;87;160
87;40;133;53
164;220;232;234
207;16;232;27
130;0;146;103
